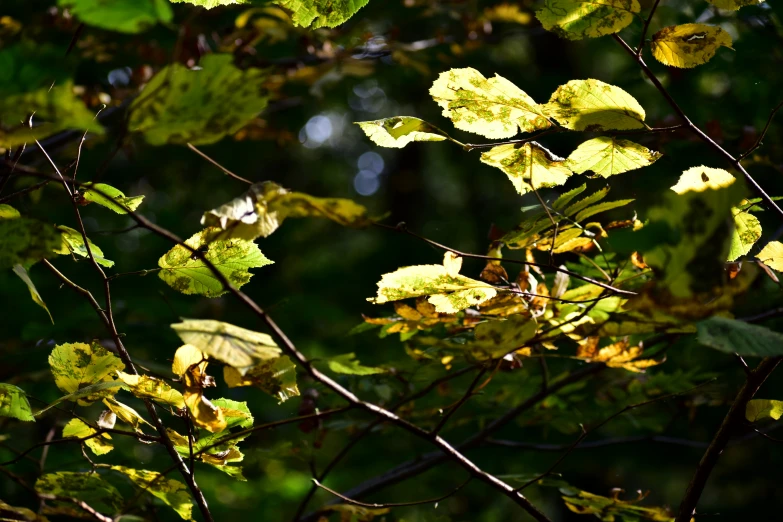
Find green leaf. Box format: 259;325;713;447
746;399;783;422
327;353;386;375
80;183;145;215
0;218;63;270
128;54;268;145
574;199;634;223
728;207;762;261
651;24;733;69
49;342;124;405
565;137;661;177
201;181;371;240
535;0;640;40
54;225;114;267
356;117;450;148
697;317;783;357
62;418;114;455
158;227;273;297
116;372;185;409
706;0;764;8
480;142;572;195
171;319;282;375
273;0;370;28
35;381;125;416
57;0;173;33
0;204;21;219
429;67;550;139
224;355;300;402
0;383;35;422
471;316;537;358
170;0;247;7
368;252;497;314
756;241;783;271
564;186;610;218
12;264;53;323
111;466;193;520
543;79;646;131
552;184;587;211
103;397;153;432
35;472;122;515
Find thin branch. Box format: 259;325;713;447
312;476;471;509
637;0;662;56
0;179;50;204
487;435;710;450
431;368;487;436
675;357;781;522
187;143;252;184
37;494;112;522
739;99;783;160
462;128;559;151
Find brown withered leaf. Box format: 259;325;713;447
577;337;661;373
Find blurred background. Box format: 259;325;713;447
2;0;783;520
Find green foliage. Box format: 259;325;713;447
57;0;173;33
54;225;114;267
565;137;661;178
48;342;124;405
0;383;35;422
327;353;386;375
35;472;122;517
12;264;53;323
80;183;145;214
111;466;193;520
0;218;63;269
697;317;783;357
62;418;114;455
535;0;641;40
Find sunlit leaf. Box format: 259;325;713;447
0;204;21;219
171;319;282;375
577;338;661;372
111;466;193;520
62;418;113;455
356;116;451;148
54;225;114;267
49;342;124;406
35;472;122;516
0;218;63;270
565;137;661;177
57;0;173;33
755;241;783;272
158;227;273;297
116;372;185;409
327;353;386;375
129;54;268;145
471;315;537;358
574;199;634;223
12;264;53;323
185;391;227;433
368;252;498;314
728;208;761;261
274;0;370;28
429;67;550;139
697;316;783;357
484;3;532;24
651;24;733;69
224;355;300;402
746;399;783;422
561;488;675;521
535;0;640;40
80;183;144;215
172;344;205;377
706;0;764;8
0;383;35;422
670;166;735;194
201;181;371;241
480;142;572;194
103;398;152;432
544;79;646;131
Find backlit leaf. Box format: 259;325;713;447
35;381;125;416
35;472;122;516
224;355;300;402
171;319;282;375
562;488;675;521
116;372;185;409
651;24;733;69
706;0;764;8
755;241;783;271
62;418;113;455
103;398;152;432
697;316;783;357
129;54;268;145
369;252;497;314
54;225;114;267
544;79;646;131
0;204;21;219
565;137;661;177
80;183;144;215
728;208;761;261
0;383;35;422
0;218;63;270
274;0;370;28
327;353;386;375
670;166;735;194
429;67;550;139
480;142;572;194
172;344;205;377
49;342;124;406
157;227;273;297
471;315;537;358
746;399;783;422
574;199;634;223
12;264;53;323
201;181;371;241
111;466;193;520
535;0;640;40
356;117;450;148
552;184;587;211
57;0;173;33
184;391;227;433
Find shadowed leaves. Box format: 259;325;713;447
48;342;124;406
35;472;122;518
0;218;63;270
544;79;646;131
57;0;173;33
535;0;641;40
111;466;193;520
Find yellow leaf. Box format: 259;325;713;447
706;0;764;10
368;252;497;313
756;241;783;272
471;315;537;358
544;79;646;131
356;116;449;148
535;0;640;40
184;391;227;433
746;399;783;422
651;24;733;69
116;372;185;409
62;419;113;456
429;67;550;139
670;166;736;194
483;3;532;25
111;466;193;520
48;342;124;406
480;142;572;195
565;137;661;177
172;344;206;378
728;207;761;262
103;398;152;432
223;355;300;403
443;251;463;277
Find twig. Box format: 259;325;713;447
312;476;471;509
0;179;50;204
637;0;662;56
37;494;113;522
187;143;252;184
739;99;783;160
675;357;781;522
431;368;487;436
487;435;710;450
